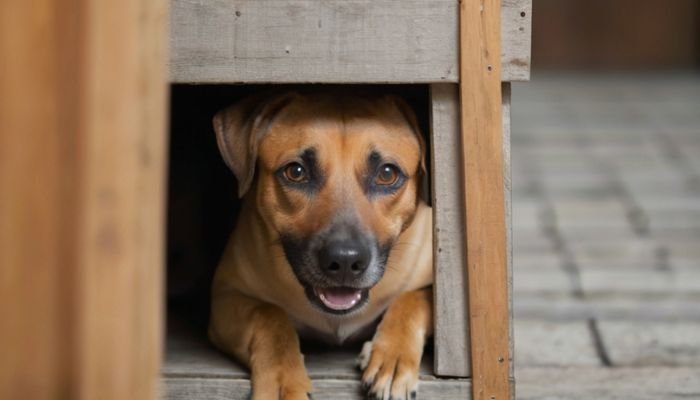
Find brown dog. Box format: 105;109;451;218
209;91;433;400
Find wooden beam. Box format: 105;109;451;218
458;1;512;400
0;0;168;399
169;0;532;83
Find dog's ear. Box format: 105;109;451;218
386;95;430;203
213;93;297;198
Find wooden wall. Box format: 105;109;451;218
0;1;168;399
532;0;700;70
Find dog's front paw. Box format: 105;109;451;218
251;365;313;400
357;340;420;400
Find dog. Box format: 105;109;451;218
209;90;433;400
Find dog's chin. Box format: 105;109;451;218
303;285;371;316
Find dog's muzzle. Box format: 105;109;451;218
281;221;389;315
313;238;371;311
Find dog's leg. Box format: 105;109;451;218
209;290;312;400
358;287;433;400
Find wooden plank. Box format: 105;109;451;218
429;84;512;379
501;0;532;81
0;0;168;399
430;84;471;377
502;83;514;383
459;1;512;400
164;313;437;379
169;0;531;83
76;0;169;397
166;349;438;381
164;377;471;400
0;1;79;397
163;314;471;399
85;3;166;398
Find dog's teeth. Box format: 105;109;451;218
316;289;364;311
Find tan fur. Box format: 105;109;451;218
209;92;433;399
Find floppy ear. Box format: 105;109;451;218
213;93;297;198
386;95;430;202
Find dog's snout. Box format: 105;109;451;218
318;240;370;281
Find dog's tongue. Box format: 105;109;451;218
316;287;363;311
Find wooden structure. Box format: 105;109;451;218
0;0;168;399
167;0;529;398
1;0;529;399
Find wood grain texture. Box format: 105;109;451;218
0;0;168;399
429;84;513;379
76;1;169;396
459;1;512;400
501;0;532;81
0;1;80;397
164;314;437;379
165;378;471;400
502;83;514;382
170;0;531;83
430;84;471;377
163;315;472;399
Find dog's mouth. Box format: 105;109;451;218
306;286;370;315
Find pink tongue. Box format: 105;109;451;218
317;288;362;310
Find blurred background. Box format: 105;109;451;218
532;0;699;70
511;1;700;398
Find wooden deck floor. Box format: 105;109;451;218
163;315;472;399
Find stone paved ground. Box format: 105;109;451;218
509;74;700;399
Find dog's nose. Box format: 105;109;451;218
318;241;370;280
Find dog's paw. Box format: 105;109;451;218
358;340;420;400
251;366;313;400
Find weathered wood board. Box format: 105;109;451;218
164;378;471;400
163;316;472;399
170;0;531;83
430;83;470;376
503;83;515;384
503;83;514;384
429;84;512;379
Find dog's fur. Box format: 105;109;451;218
209;91;433;400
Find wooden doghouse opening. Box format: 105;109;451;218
163;84;471;398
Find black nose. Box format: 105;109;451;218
318;240;370;281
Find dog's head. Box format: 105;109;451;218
214;92;426;315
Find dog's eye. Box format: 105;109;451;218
375;164;400;186
284;162;308;183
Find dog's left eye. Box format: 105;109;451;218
375;164;400;186
283;162;308;183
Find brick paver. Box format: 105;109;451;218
511;74;700;398
598;321;700;366
514;320;601;367
517;367;700;400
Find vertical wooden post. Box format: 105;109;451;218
458;1;512;400
430;84;471;377
0;0;168;399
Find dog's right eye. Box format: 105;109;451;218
283;162;308;183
